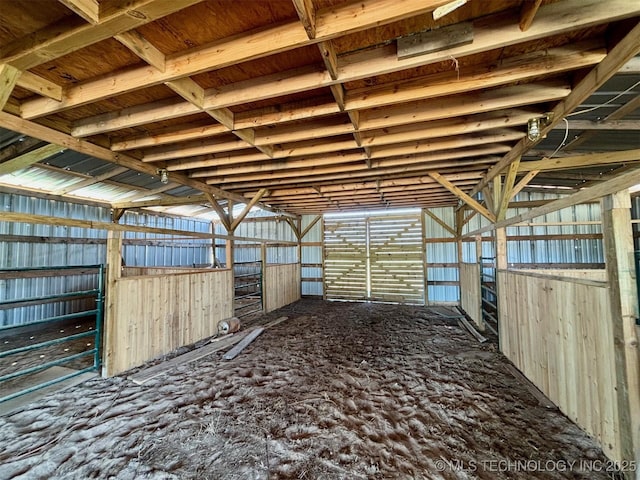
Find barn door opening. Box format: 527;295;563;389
324;212;424;304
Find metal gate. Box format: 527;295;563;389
233;261;263;317
324;213;424;304
0;265;104;403
480;256;499;335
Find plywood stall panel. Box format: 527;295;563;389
264;263;301;313
104;269;233;376
497;270;621;462
459;262;482;329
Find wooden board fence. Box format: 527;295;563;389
497;269;621;462
122;266;218;277
264;263;301;312
459;263;482;329
104;269;233;376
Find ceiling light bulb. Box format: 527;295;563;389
158;169;169;184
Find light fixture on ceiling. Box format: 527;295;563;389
527;113;553;142
157;168;169;184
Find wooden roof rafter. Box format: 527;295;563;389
0;0;638;214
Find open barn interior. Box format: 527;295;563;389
0;0;639;478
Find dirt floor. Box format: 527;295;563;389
0;299;624;479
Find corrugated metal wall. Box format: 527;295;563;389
423;207;459;303
122;211;212;267
0;192;213;326
214;218;299;266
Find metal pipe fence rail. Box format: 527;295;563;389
479;257;498;336
233;261;263;317
0;265;104;403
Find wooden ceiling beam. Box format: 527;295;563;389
114;34;274;160
230;188;269;231
115;30;166;71
361;109;537;148
561;94;640;151
205;193;232;231
72;98;201;137
165;131;514;171
0;111;287;216
196;146;507;181
519;0;542;32
65;43;600;137
114;108;535;154
469;20;640;198
0;64;21;109
53;165;129;195
428;171;496;223
234;82;567;131
209;157;498;190
551;119;640;131
509;170;540;201
292;0;316;39
112;193;209;209
15;71;63;101
518;149;640;173
0;136;43;161
344;42;605;111
20;0;455;118
368;129;524;159
0;143;64;176
121;182;180;202
197;1;633;112
0;0;204;71
111;123;230;151
358;81;571;131
466;164;640;237
58;0;101;24
142;138;250;163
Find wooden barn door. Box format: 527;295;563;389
324;213;424;304
368;214;424;304
324;216;368;301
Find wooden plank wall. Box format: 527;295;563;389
264;263;301;313
497;269;621;462
459;262;482;328
104;269;233;376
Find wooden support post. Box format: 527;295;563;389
0;64;21;109
495;226;507;347
421;209;429;306
475;235;482;263
321;216;327;300
296;217;302;299
261;242;268;312
602;190;640;467
497;157;520;221
455;207;464;307
103;230;122;377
